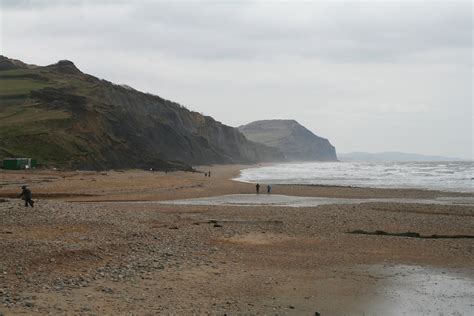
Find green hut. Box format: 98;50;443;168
2;158;37;170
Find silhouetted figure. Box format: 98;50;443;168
204;172;208;177
256;183;260;194
267;185;272;194
19;185;34;207
208;171;211;178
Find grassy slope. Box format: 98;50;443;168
0;79;50;95
0;65;193;170
0;67;82;166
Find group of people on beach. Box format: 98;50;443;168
255;183;271;194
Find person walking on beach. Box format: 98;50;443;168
256;183;260;194
267;184;272;194
208;171;211;178
19;185;34;207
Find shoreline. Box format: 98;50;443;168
1;164;472;202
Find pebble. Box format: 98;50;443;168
1;190;467;315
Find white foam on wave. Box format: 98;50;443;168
235;161;474;193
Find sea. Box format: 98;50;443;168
235;161;474;193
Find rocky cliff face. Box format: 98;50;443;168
0;56;283;170
238;120;337;161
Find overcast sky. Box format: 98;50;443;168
1;0;472;159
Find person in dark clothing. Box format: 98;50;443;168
208;171;211;178
267;184;272;194
255;183;260;194
19;185;34;207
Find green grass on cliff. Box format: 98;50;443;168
0;105;70;126
0;105;75;164
0;73;71;134
0;69;76;164
0;79;50;96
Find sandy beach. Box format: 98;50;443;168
0;165;473;315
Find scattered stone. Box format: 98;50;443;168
80;306;92;312
102;287;114;294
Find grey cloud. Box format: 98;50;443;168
125;1;472;61
2;1;471;62
0;0;125;9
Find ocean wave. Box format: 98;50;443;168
236;161;474;193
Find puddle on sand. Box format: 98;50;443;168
350;265;474;316
157;194;474;208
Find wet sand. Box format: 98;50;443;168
158;193;474;207
0;165;473;314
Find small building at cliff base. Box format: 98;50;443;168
2;158;37;170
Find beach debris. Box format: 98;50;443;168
348;230;474;239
